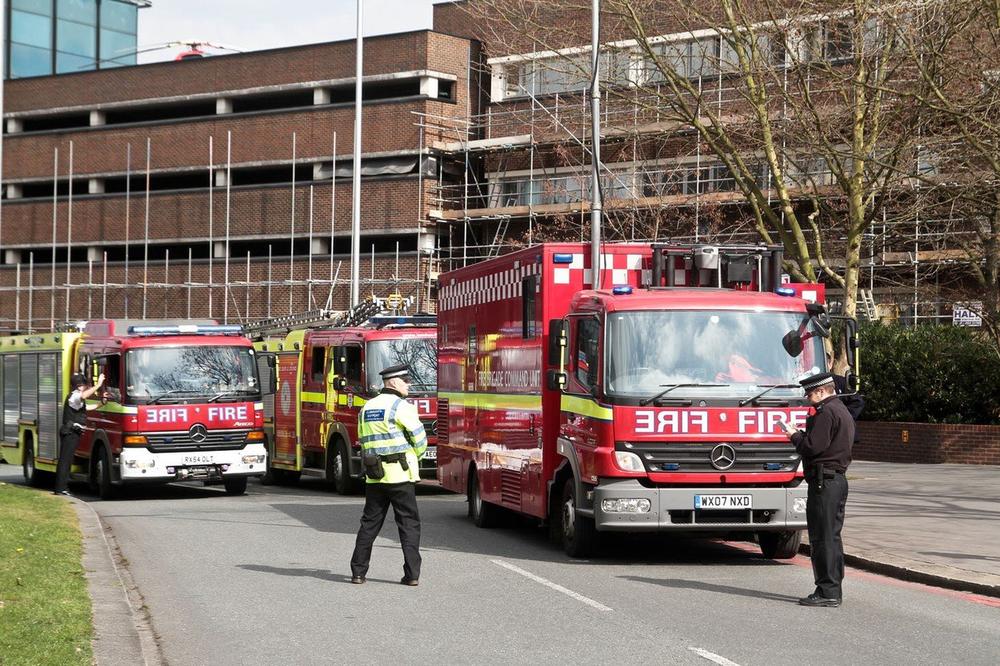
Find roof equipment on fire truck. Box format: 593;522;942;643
650;243;784;292
243;299;384;338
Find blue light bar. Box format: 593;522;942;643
128;324;244;336
764;463;784;470
663;463;680;471
612;285;633;295
553;253;574;264
775;287;796;297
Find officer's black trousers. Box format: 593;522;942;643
806;473;849;599
351;481;421;580
54;432;81;493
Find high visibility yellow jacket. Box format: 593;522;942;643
357;389;427;484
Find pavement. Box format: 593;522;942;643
821;461;1000;597
1;460;998;665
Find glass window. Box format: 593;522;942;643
56;50;93;73
100;0;137;33
100;27;136;63
605;310;827;399
10;42;53;77
689;37;718;78
310;346;327;383
124;345;261;404
11;10;53;48
646;41;687;82
366;338;437;396
13;0;52;14
57;0;97;25
574;317;600;390
57;18;96;56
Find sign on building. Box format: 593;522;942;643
953;302;983;327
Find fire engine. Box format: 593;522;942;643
249;304;438;494
0;321;272;498
436;242;858;558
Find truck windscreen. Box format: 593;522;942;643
125;346;261;404
366;338;437;395
605;310;826;399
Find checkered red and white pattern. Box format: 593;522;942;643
439;259;542;311
551;253;649;287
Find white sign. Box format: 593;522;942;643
953;302;983;327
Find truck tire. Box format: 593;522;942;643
224;477;248;496
23;442;43;487
560;478;597;558
95;445;117;500
468;469;500;528
331;441;360;495
260;438;279;485
758;530;802;559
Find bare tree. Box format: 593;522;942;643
458;0;953;319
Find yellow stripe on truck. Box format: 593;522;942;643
560;394;613;421
439;391;541;411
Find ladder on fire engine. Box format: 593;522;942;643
243;299;383;338
859;289;878;321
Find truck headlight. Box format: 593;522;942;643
792;497;807;514
124;459;155;470
614;451;645;472
601;498;651;513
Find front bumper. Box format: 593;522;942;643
592;478;807;532
118;444;268;482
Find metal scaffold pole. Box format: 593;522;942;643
350;0;363;307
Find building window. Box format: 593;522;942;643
100;27;136;66
101;0;137;32
57;0;97;25
10;42;53;77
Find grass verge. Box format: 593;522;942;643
0;481;92;666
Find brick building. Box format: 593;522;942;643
0;27;477;329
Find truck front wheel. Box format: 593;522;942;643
758;530;802;559
560;478;597;558
331;441;360;495
23;442;42;487
224;477;248;496
95;445;117;500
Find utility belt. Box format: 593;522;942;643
806;463;846;489
362;451;410;480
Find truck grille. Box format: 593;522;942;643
669;509;777;525
146;429;249;452
621;442;800;473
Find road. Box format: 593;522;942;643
2;464;998;666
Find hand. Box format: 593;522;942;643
780;420;798;437
100;392;109;405
96;373;106;388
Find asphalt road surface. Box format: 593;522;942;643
3;466;998;666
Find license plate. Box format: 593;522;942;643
184;455;214;465
694;494;752;510
424;447;437;460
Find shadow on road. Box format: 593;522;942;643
620;575;802;603
236;564;397;585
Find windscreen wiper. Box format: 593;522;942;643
207;391;249;403
148;389;201;405
738;384;800;407
639;383;729;407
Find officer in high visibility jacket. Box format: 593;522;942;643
350;364;428;586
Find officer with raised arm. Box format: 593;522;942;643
781;371;854;607
54;372;105;496
350;364;428;586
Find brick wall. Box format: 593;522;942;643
855;422;1000;465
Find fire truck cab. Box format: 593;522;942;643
253;307;438;494
0;321;271;498
437;243;858;558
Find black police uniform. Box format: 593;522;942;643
54;377;88;494
832;374;864;443
791;372;855;605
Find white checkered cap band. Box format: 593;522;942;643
382;368;410;380
802;375;834;391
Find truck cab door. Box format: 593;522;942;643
562;315;602;464
332;344;364;450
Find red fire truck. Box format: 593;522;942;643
251;306;438;494
0;321;272;498
436;242;857;558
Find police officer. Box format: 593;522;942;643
53;372;105;496
350;364;428;585
781;371;854;607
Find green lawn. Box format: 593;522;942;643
0;481;92;666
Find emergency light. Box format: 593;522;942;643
128;324;245;336
775;287;796;297
553;254;574;264
612;285;633;295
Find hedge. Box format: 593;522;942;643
859;323;1000;425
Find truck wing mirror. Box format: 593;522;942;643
546;369;567;391
782;330;804;358
267;355;276;370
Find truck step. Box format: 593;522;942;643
300;467;326;479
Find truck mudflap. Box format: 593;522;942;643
118;443;268;482
592;478;808;532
